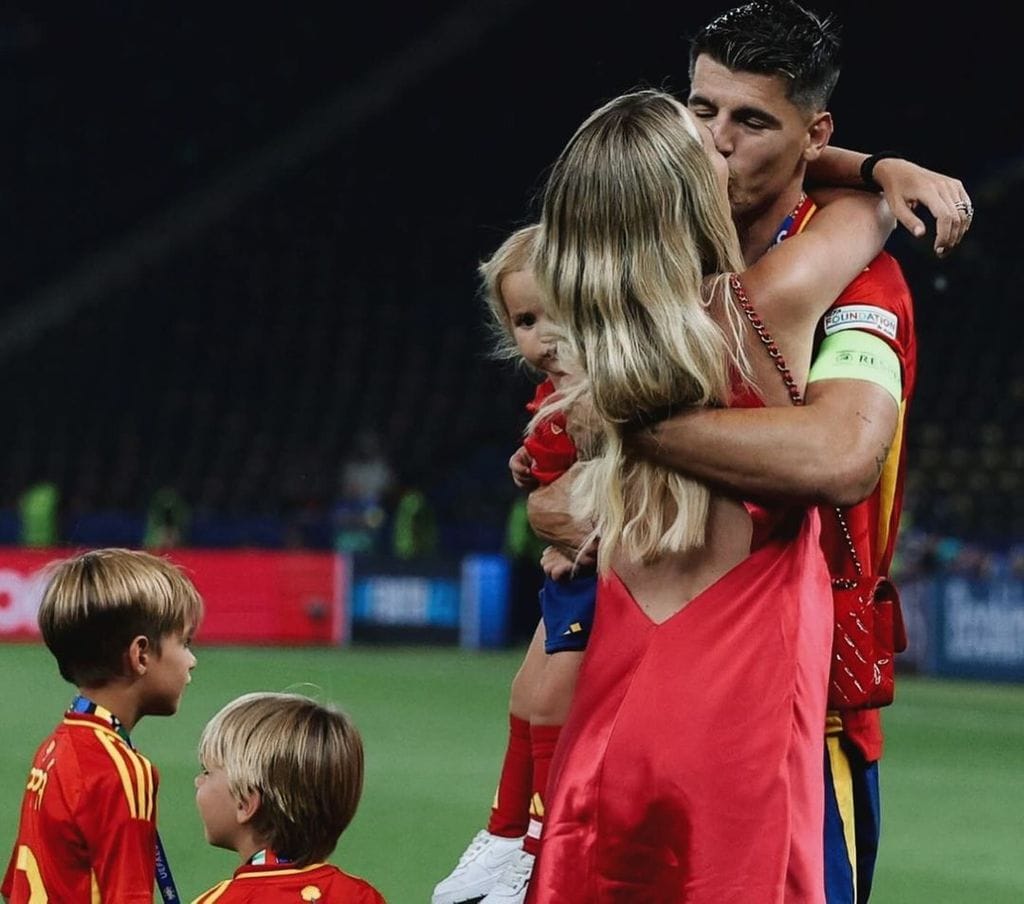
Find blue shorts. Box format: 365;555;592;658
824;735;881;904
540;573;597;653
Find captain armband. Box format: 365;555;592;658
807;330;901;405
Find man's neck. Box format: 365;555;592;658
735;186;808;265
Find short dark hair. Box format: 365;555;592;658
688;1;842;113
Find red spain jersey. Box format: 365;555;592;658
191;861;387;903
816;250;916;580
523;378;577;486
1;710;158;903
817;250;917;761
778;196;918;760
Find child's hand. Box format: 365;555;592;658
541;545;577;581
509;446;539;489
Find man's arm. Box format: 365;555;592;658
810;146;973;258
631;239;912;507
528;376;896;555
527;366;898;535
628;376;898;508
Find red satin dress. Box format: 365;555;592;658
525;447;832;902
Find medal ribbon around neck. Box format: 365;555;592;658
249;848;294;866
69;695;181;904
771;193;814;246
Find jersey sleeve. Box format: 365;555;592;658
191;878;232;902
359;881;388;903
77;742;159;902
524;416;578;484
821;253;914;378
523;378;578;485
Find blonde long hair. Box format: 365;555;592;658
535;89;748;568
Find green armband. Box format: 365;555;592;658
807;329;902;404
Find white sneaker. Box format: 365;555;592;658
432;830;526;904
479;849;535;904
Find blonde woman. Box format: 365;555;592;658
523;89;894;903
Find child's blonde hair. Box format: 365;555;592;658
198;692;364;867
478;223;542;364
38;547;203;686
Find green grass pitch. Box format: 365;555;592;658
1;643;1022;903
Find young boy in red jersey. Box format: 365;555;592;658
2;547;203;903
191;691;386;904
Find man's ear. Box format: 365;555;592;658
127;635;151;676
236;789;261;825
804;111;833;162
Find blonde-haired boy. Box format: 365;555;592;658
191;691;385;903
2;547;202;903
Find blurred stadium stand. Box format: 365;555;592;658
0;2;1020;579
893;168;1024;568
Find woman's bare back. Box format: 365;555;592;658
611;493;753;623
613;277;811;623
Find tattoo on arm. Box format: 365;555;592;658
854;409;889;479
874;444;890;479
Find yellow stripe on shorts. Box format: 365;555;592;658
826;735;858;901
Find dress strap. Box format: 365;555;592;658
728;274;804;406
728;274;865;577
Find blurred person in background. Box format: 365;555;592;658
391;481;439;560
143;486;190;550
333;428;396;554
18;480;59;548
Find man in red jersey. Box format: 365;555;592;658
619;3;952;902
2;549;202;904
630;207;916;904
525;3;969;903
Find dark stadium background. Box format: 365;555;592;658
1;5;1022;903
0;0;1020;565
